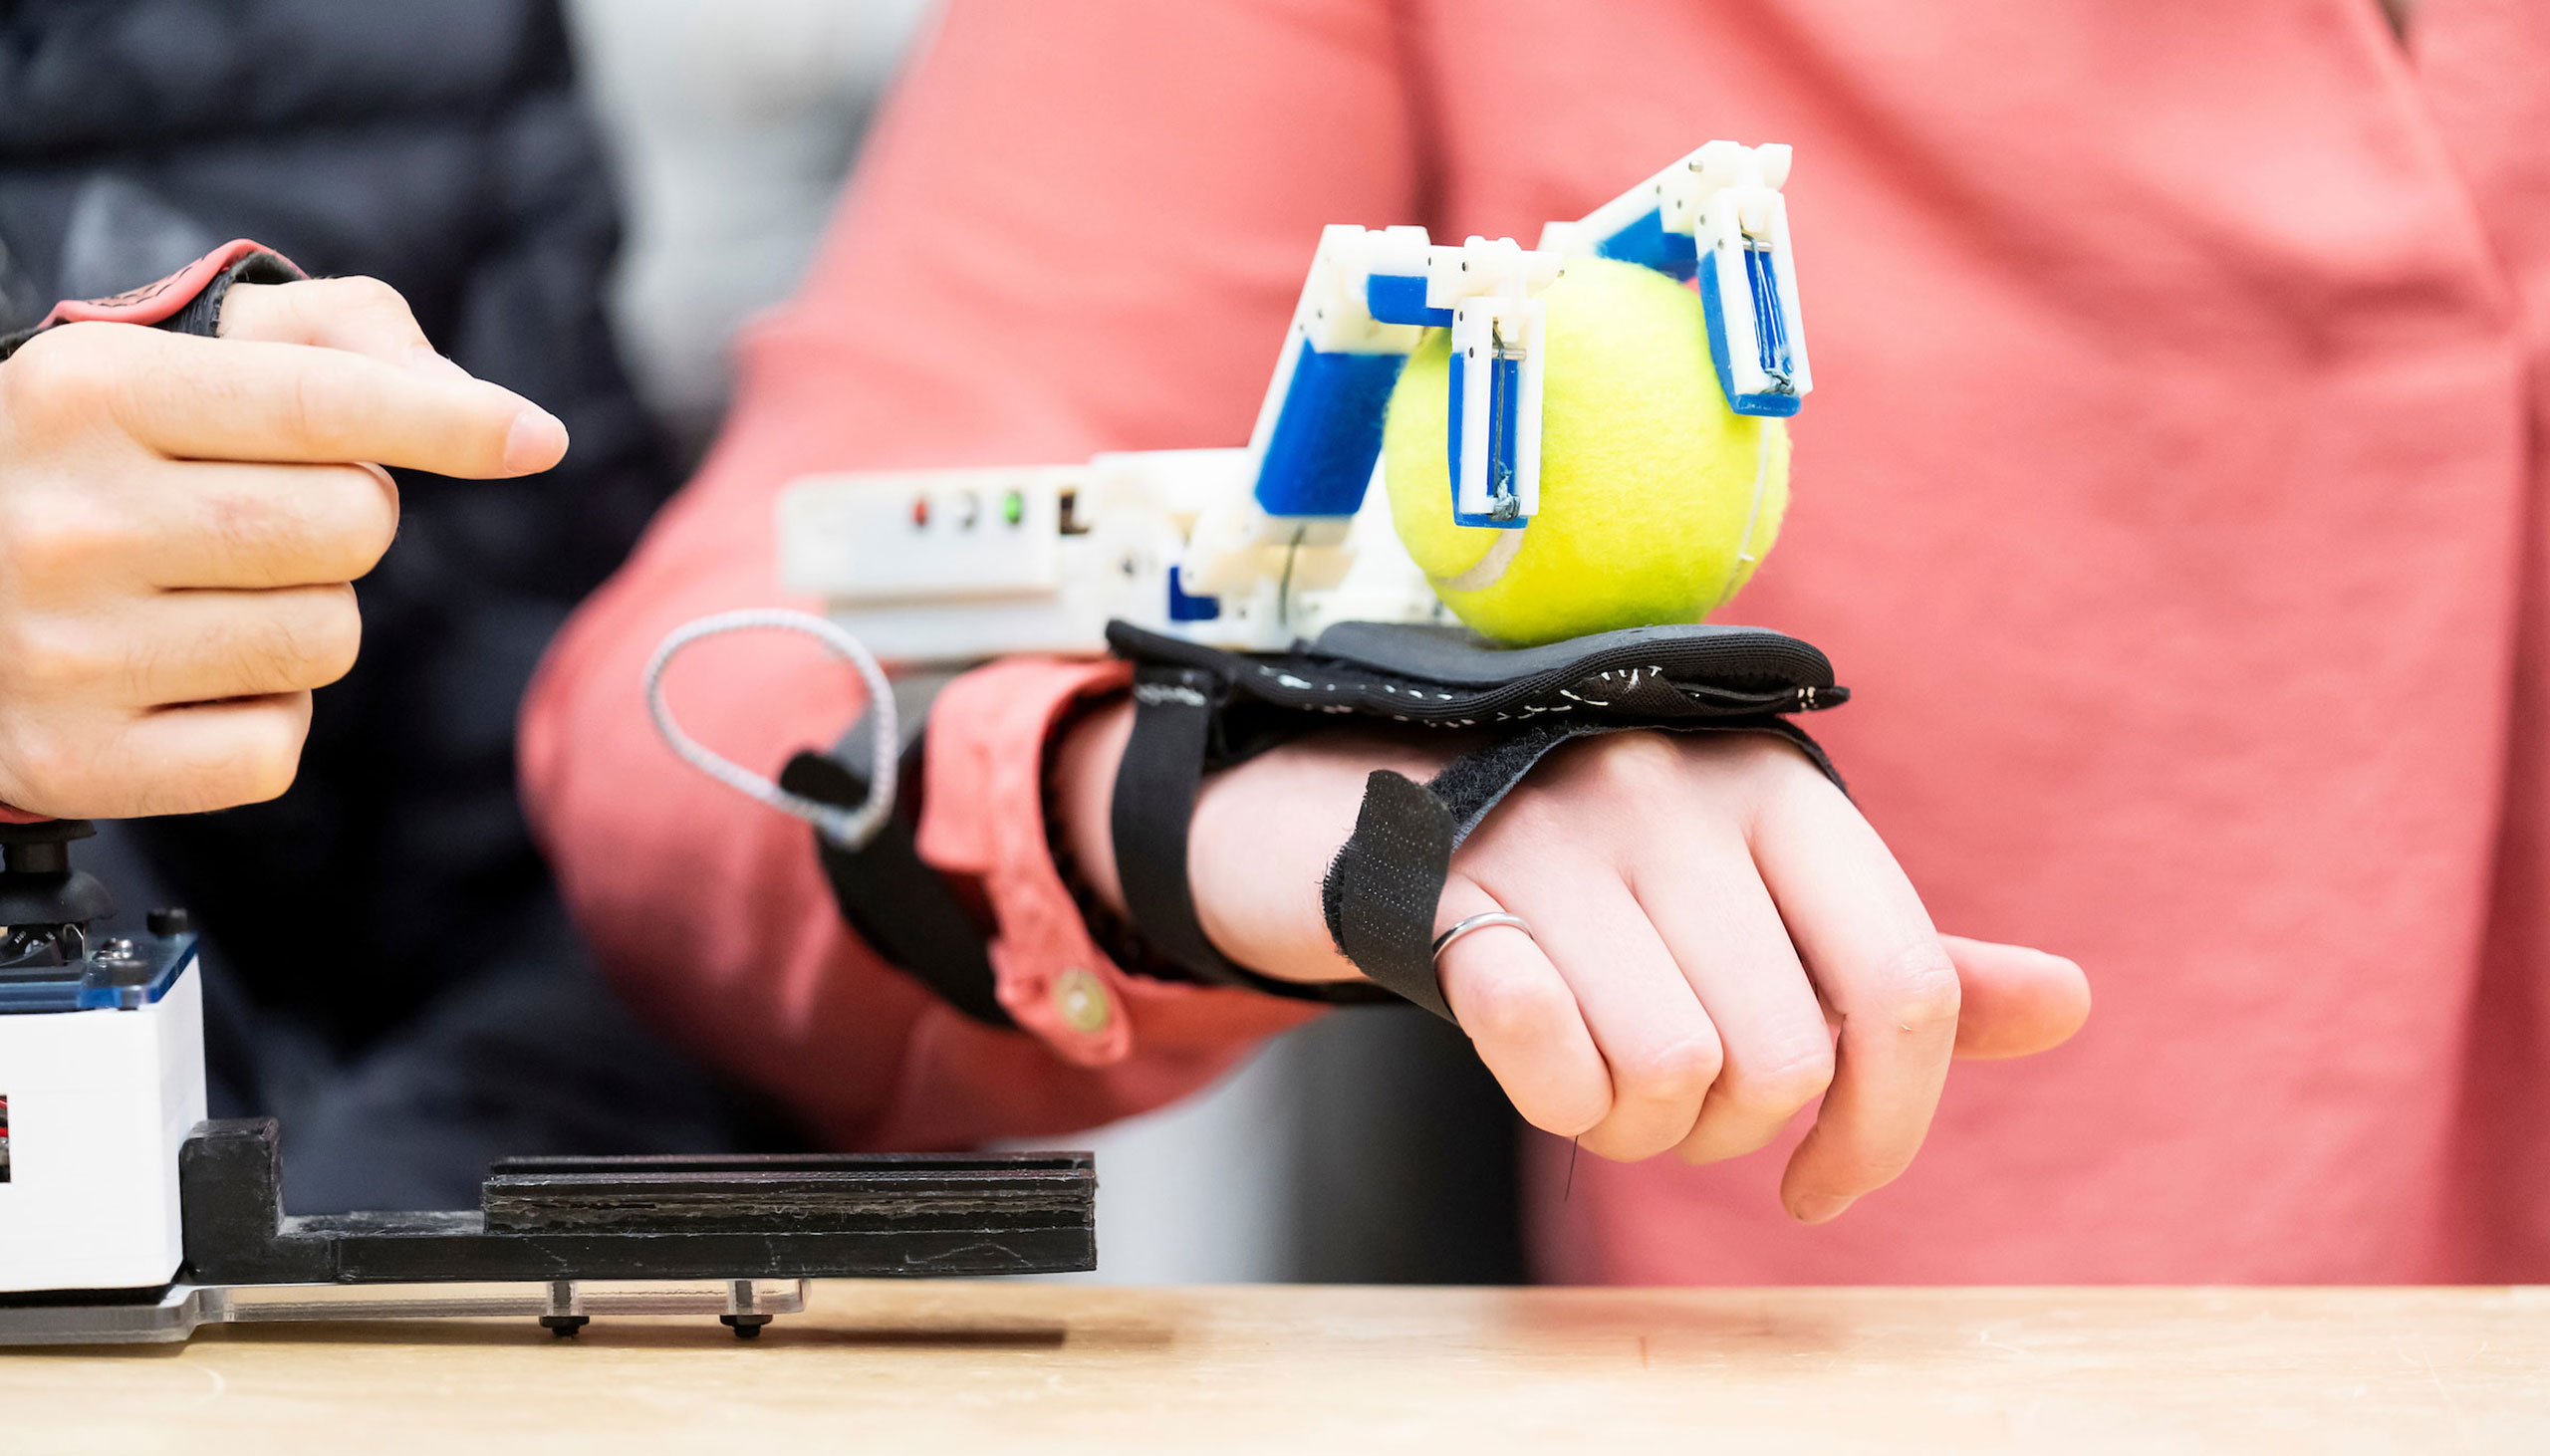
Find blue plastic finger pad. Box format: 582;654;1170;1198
1253;342;1407;518
1595;207;1700;282
1366;274;1454;328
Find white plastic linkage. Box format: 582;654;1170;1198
643;609;898;849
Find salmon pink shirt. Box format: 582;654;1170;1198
520;0;2550;1283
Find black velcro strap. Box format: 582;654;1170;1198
1109;664;1398;1006
1321;771;1457;1019
778;743;1014;1029
1110;665;1245;986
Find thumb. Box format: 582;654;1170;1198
1941;934;2090;1060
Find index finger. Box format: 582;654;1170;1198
116;329;567;478
1748;767;1962;1223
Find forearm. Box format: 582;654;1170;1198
522;467;1336;1148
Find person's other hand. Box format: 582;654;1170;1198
1056;708;2090;1223
0;278;568;817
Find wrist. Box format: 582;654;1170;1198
1051;697;1136;918
1186;728;1457;984
1053;701;1459;986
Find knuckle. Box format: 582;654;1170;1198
202;705;309;809
1585;730;1684;797
1524;1110;1591;1142
1724;1042;1837;1116
1724;729;1804;769
1;720;104;807
330;274;407;313
1456;970;1574;1048
1537;1098;1612;1142
1613;1032;1723;1106
4;320;115;382
1703;730;1819;792
203;466;393;579
200;492;291;569
311;275;424;345
1580;1118;1680;1164
1871;940;1963;1031
1;324;124;421
0;616;104;697
233;592;360;689
235;726;304;803
0;490;120;585
299;592;364;683
340;465;400;568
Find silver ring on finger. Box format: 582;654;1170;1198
1431;911;1534;963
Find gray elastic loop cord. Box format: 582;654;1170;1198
643;609;897;850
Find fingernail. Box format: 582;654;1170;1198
405;345;475;381
1792;1194;1855;1224
502;407;569;474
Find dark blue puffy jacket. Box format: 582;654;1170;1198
0;0;679;1049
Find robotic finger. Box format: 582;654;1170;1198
774;139;1809;665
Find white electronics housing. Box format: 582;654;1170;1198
0;960;204;1294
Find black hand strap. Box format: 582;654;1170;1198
1109;663;1395;1006
1110;665;1246;986
1321;771;1458;1019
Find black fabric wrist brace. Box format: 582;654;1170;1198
1106;619;1848;1022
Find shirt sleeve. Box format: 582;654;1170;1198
516;0;1426;1150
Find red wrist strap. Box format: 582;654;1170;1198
1;239;307;365
35;238;299;330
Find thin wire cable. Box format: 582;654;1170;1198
642;609;897;849
1705;421;1777;616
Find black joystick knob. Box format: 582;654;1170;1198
0;820;117;928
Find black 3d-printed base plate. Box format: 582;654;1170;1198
183;1120;1096;1286
0;1119;1097;1345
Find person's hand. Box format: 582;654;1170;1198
1054;707;2090;1223
0;278;569;818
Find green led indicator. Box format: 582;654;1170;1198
1002;490;1026;527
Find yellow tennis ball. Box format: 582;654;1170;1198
1381;256;1790;646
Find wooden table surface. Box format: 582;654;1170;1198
5;1283;2546;1453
